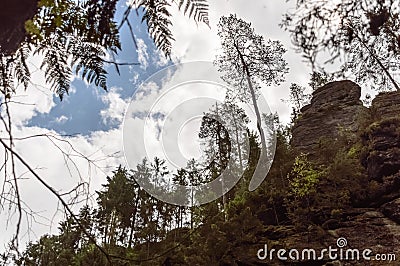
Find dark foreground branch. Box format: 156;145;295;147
0;138;113;264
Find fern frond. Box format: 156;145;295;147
175;0;210;26
138;0;174;57
40;44;71;100
0;55;14;96
83;0;121;51
69;37;108;91
13;44;31;90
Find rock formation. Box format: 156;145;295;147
274;81;400;266
361;95;400;208
291;80;366;160
372;90;400;120
206;81;400;265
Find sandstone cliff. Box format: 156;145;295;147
281;81;400;266
291;80;366;160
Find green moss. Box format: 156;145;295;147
365;117;400;136
330;209;342;219
347;143;362;158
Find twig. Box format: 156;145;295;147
0;138;113;263
101;59;140;66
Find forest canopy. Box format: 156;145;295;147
1;0;400;265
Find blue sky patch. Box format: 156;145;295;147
27;6;174;136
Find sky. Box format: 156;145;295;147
0;0;325;251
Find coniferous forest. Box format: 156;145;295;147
1;0;400;265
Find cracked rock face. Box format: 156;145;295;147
366;91;400;186
220;83;400;266
372;91;400;120
231;207;400;265
381;198;400;224
361;91;400;208
291;80;366;160
362;118;400;182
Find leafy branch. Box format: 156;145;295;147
121;0;210;57
175;0;210;26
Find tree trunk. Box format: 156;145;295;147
128;191;140;248
234;44;267;154
353;28;400;91
215;103;227;221
230;104;244;171
235;43;269;191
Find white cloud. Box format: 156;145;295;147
0;123;125;249
165;0;311;125
153;49;169;68
55;115;69;124
6;54;56;126
130;72;140;85
100;87;128;125
137;38;149;70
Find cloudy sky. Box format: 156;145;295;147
0;0;322;250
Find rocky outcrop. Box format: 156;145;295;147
360;91;400;207
371;91;400;120
291;80;366;160
278;82;400;265
361;118;400;182
229;208;400;265
381;198;400;224
291;82;400;204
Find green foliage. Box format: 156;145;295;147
38;43;72;99
24;20;41;40
0;44;31;96
16;109;374;264
319;146;367;208
364;116;400;136
288;154;321;198
139;0;174;58
4;0;210;100
282;0;400;91
136;0;209;57
199;104;233;176
285;83;311;123
284;123;370;227
284;154;321;228
215;14;289;102
13;44;31;90
176;0;210;26
19;0;121;99
308;71;332;91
